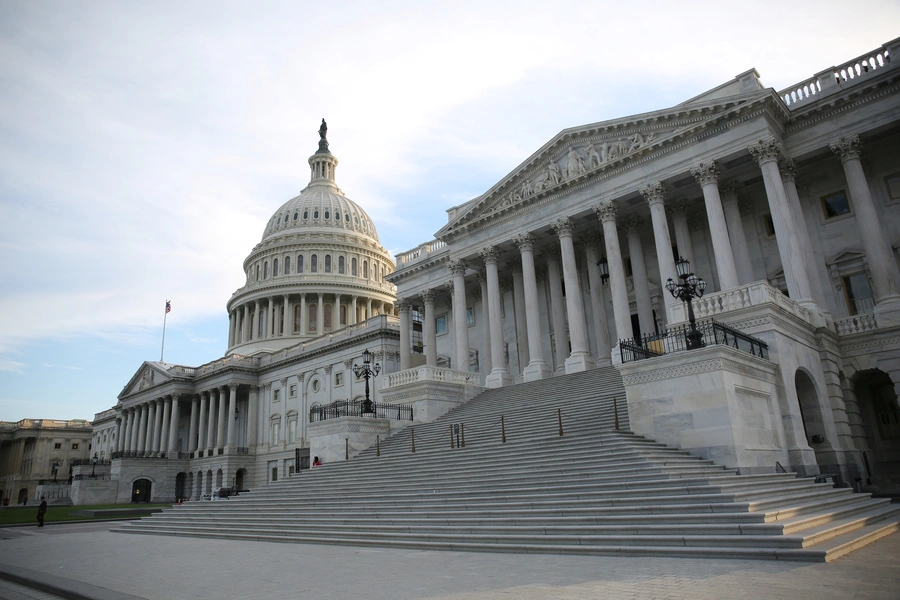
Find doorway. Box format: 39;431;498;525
131;478;152;503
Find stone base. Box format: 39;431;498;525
71;479;119;505
485;369;513;388
308;417;392;465
565;352;595;374
874;295;900;328
381;366;483;423
523;361;552;382
616;344;800;474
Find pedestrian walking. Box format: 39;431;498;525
37;496;47;527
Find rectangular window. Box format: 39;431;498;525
335;372;344;387
885;172;900;201
273;389;281;402
289;384;297;398
821;190;851;219
436;315;448;335
843;273;875;315
289;420;297;443
271;422;280;445
763;214;776;237
466;307;475;326
54;443;61;449
71;443;78;450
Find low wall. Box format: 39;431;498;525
308;417;394;465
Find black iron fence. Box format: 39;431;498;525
70;458;112;466
620;319;768;363
110;450;168;459
309;400;413;423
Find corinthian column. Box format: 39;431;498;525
421;290;438;367
226;385;237;447
622;216;655;338
691;162;739;290
780;161;829;311
482;247;512;387
719;182;754;284
448;260;471;373
749;139;815;309
197;393;208;456
397;299;412;370
553;218;594;373
216;386;227;449
475;271;492;374
582;233;612;366
515;234;551;381
542;247;568;374
594;201;633;342
831;135;900;326
640;182;678;324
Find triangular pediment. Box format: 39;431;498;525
119;362;175;399
436;88;774;240
826;249;866;266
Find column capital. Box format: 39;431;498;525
719;181;741;202
748;138;783;165
690;162;719;187
421;289;436;304
578;229;602;246
780;159;798;183
540;245;561;261
396;298;412;312
830;135;862;163
593;200;618;223
473;269;487;284
514;233;536;251
504;261;521;274
619;215;644;233
639;181;667;206
666;197;691;218
480;246;500;265
551;217;576;237
448;259;467;276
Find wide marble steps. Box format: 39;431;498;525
116;367;900;561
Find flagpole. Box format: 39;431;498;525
161;300;169;362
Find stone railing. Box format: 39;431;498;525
240;273;396;294
779;39;896;107
383;366;479;390
671;281;812;325
257;315;400;366
395;240;449;267
834;313;879;336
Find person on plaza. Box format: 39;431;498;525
36;496;47;527
312;456;322;467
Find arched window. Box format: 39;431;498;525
324;210;330;220
284;255;291;275
303;210;308;219
335;211;341;221
340;304;347;325
352;257;358;276
324;255;331;273
258;311;265;337
255;265;260;281
313;209;319;219
293;212;298;221
264;261;269;279
380;265;384;282
311;254;318;273
324;303;333;332
345;213;350;223
308;304;317;332
297;255;304;273
293;304;302;333
273;258;279;277
338;256;345;274
363;260;368;279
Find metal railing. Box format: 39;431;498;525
110;450;168;459
619;319;768;363
309;400;413;423
70;458;112;466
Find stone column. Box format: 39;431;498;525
299;293;307;335
640;182;679;324
510;262;529;371
583;238;612;366
622;216;655;338
515;234;551;381
482;247;512;387
121;410;132;452
780;161;829;311
197;393;208;455
167;396;180;454
149;400;161;452
422;290;438;367
135;404;147;452
241;304;249;343
366;298;372;320
449;260;471;373
749;139;815;308
206;389;217;450
831;135;900;325
594;201;633;341
226;386;237;447
553;218;594;373
542;248;568;374
188;396;199;454
160;396;171;454
316;293;325;334
248;385;259;447
228;312;235;347
283;294;290;336
475;271;492;374
216;387;227;449
668;199;695;267
719;182;754;285
691;162;739;290
398;299;412;370
350;295;358;325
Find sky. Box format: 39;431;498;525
1;1;897;423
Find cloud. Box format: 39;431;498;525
0;359;26;374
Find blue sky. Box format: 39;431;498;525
1;1;897;422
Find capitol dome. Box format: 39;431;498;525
225;121;397;356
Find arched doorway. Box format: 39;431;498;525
195;471;203;500
853;369;900;493
235;468;247;492
175;472;186;500
795;369;834;472
131;479;152;503
17;488;28;505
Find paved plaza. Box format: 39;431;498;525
0;521;897;599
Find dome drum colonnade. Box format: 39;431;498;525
226;124;398;354
394;131;900;387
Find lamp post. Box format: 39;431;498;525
352;349;381;415
665;257;707;349
596;255;610;284
90;456;98;479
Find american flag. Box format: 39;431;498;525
165;300;171;314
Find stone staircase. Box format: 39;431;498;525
116;367;900;561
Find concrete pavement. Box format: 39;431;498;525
0;521;898;599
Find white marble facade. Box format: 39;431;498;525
389;39;900;490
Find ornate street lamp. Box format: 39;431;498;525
665;257;708;349
90;455;99;479
352;349;381;415
596;256;610;284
